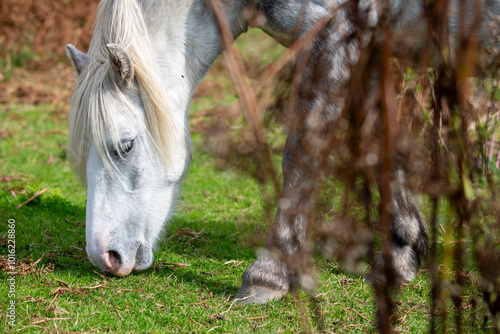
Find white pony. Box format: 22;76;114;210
67;0;500;304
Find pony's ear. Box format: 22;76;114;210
106;44;134;83
66;44;88;75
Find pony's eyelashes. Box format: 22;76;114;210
112;139;135;158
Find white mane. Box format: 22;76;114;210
68;0;186;184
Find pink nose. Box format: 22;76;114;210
102;250;135;277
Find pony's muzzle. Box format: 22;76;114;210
88;243;154;277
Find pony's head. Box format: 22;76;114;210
66;0;191;277
67;42;190;277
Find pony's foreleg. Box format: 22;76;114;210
234;129;323;304
233;0;366;305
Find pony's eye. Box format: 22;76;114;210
113;139;134;157
121;140;134;153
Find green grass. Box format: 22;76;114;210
0;30;496;333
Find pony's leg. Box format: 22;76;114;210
371;168;429;283
234;0;378;305
234;129;325;304
234;0;358;305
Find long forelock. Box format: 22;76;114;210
68;62;130;183
68;0;186;185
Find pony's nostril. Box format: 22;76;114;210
101;250;133;277
107;250;122;268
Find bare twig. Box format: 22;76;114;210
17;187;48;209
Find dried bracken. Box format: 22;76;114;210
0;0;99;105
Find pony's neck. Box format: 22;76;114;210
140;0;248;118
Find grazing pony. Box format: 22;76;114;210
66;0;500;304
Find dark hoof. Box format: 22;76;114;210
233;283;288;305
